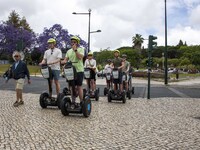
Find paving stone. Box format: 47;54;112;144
0;90;200;149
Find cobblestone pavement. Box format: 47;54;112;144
0;90;200;150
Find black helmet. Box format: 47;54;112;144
122;54;127;58
107;59;112;63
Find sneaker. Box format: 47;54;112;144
18;101;24;105
13;101;19;107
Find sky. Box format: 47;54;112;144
0;0;200;52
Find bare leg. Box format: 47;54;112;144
18;89;23;101
16;89;20;101
54;80;60;96
91;79;95;91
120;84;123;93
86;79;89;91
49;80;53;97
125;82;128;91
77;86;83;102
114;83;117;92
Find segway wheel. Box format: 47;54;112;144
104;87;107;96
127;91;131;99
82;96;92;117
107;92;112;102
122;92;126;103
95;90;99;101
57;93;65;109
39;92;49;108
60;97;70;116
132;87;135;94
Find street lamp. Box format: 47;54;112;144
72;9;91;54
90;30;101;34
164;0;168;85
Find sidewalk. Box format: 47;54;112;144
93;77;200;86
0;90;200;149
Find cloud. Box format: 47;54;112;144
189;5;200;29
0;0;200;51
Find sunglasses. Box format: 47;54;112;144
71;41;77;44
14;55;19;57
51;50;53;55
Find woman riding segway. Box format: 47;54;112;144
84;51;99;101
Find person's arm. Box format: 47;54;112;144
126;62;130;73
61;50;69;64
72;44;84;60
61;57;68;64
84;59;88;68
110;63;114;69
39;59;46;65
39;51;47;65
75;50;84;60
118;61;124;70
93;60;96;69
92;60;97;71
48;58;60;65
24;63;31;84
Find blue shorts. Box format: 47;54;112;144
50;70;60;81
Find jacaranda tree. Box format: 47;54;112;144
37;24;88;53
0;22;36;57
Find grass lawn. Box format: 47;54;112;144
0;64;41;76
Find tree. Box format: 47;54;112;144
132;34;144;50
20;16;32;32
31;48;42;64
177;39;184;46
0;10;36;59
6;10;21;28
37;24;88;53
0;22;36;58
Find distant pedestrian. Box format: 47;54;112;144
8;51;31;107
175;68;179;80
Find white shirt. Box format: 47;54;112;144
84;59;96;69
104;64;112;73
44;48;62;70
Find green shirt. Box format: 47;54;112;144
113;57;123;68
122;61;130;72
65;47;84;72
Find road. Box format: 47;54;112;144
1;76;200;149
1;76;200;99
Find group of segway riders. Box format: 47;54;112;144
39;37;134;117
5;36;134;118
104;50;134;103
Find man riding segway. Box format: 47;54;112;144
60;36;91;117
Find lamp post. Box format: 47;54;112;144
89;30;101;52
164;0;168;85
90;30;101;34
72;9;91;54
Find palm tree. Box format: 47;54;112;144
132;34;144;50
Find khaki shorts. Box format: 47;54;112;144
16;79;25;90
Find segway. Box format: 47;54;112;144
39;65;63;109
128;71;134;95
83;68;99;101
104;70;113;96
122;72;132;100
107;68;126;103
61;64;71;96
60;62;92;117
